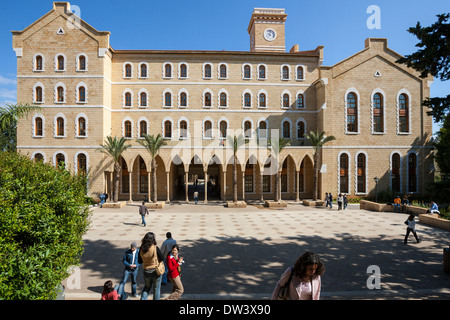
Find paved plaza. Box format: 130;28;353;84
64;201;450;300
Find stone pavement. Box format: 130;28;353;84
63;201;450;300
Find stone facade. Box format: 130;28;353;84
12;2;434;203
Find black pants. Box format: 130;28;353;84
404;227;420;243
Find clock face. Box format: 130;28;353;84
264;28;276;41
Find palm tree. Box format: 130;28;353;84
226;134;245;203
306;130;336;201
0;103;41;152
270;137;291;202
98;136;131;202
137;134;167;203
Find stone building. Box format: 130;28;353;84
12;2;434;203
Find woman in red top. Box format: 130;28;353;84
101;280;119;300
165;244;184;300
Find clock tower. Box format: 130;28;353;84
248;8;287;52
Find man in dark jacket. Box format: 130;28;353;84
117;242;140;299
139;201;149;226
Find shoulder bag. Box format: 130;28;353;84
277;267;294;300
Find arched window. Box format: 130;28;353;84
180;64;187;78
125;92;132;107
35;117;43;136
408;153;417;192
258;121;267;139
78;86;86;102
57;55;65;71
35;86;43;103
165;92;172;107
357;153;366;193
56;153;65;168
78;117;86;136
391;153;401;194
124;120;132;138
204;92;212;107
34;153;44;162
56;117;64;136
204;64;212;78
204;120;212;138
259;93;266;108
139;120;147;137
77;153;87;174
179;120;188;139
125;64;132;78
258;65;266;79
347;92;358;133
140;92;147;107
339;153;349;193
165;64;172;78
282;121;290;138
296;66;304;80
219;64;227;78
282;66;289;80
244;65;251;79
220;92;227;107
164;120;172;138
244;120;252;139
57;86;64;102
180;92;187;107
140;63;147;78
219;120;227;139
36;55;43;71
79;55;86;71
373;93;383;133
399;93;409;133
297;121;305;139
283;93;290;109
244;92;251;108
297;93;304;109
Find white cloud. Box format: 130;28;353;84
0;88;17;101
0;75;16;86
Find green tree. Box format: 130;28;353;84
435;115;450;177
227;134;245;203
0;103;41;152
0;152;91;299
137;134;167;203
98;136;131;202
306;130;336;201
396;13;450;122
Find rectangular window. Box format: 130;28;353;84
263;175;271;193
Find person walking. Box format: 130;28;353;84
160;232;177;285
164;244;184;300
139;201;149;227
337;194;343;210
328;193;333;209
404;214;421;244
193;190;199;205
138;232;164;300
343;194;348;210
117;242;140;299
324;193;329;208
271;251;325;300
99;193;106;208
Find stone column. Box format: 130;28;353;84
166;171;170;203
128;172;133;203
223;170;227;201
185;171;189;203
260;173;264;202
204;170;208;204
148;171;151;202
296;170;300;202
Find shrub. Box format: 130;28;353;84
0;152;91;299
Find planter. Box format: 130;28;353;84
265;200;287;208
303;200;325;207
419;214;450;231
226;201;247;208
146;202;165;209
101;201;126;208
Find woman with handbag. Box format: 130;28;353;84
138;232;164;300
271;251;325;300
164;244;184;300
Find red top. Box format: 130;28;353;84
101;290;119;300
166;254;181;279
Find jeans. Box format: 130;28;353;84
404;227;420;243
141;270;162;300
394;204;400;212
162;260;168;284
117;267;139;299
141;214;146;226
194;196;198;204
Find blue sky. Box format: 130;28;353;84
1;0;448;133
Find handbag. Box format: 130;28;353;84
154;246;165;276
277;267;294;300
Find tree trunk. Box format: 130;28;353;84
113;162;121;202
313;152;319;201
152;158;157;203
274;172;280;202
233;155;238;203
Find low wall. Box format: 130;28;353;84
360;200;429;214
419;214;450;231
